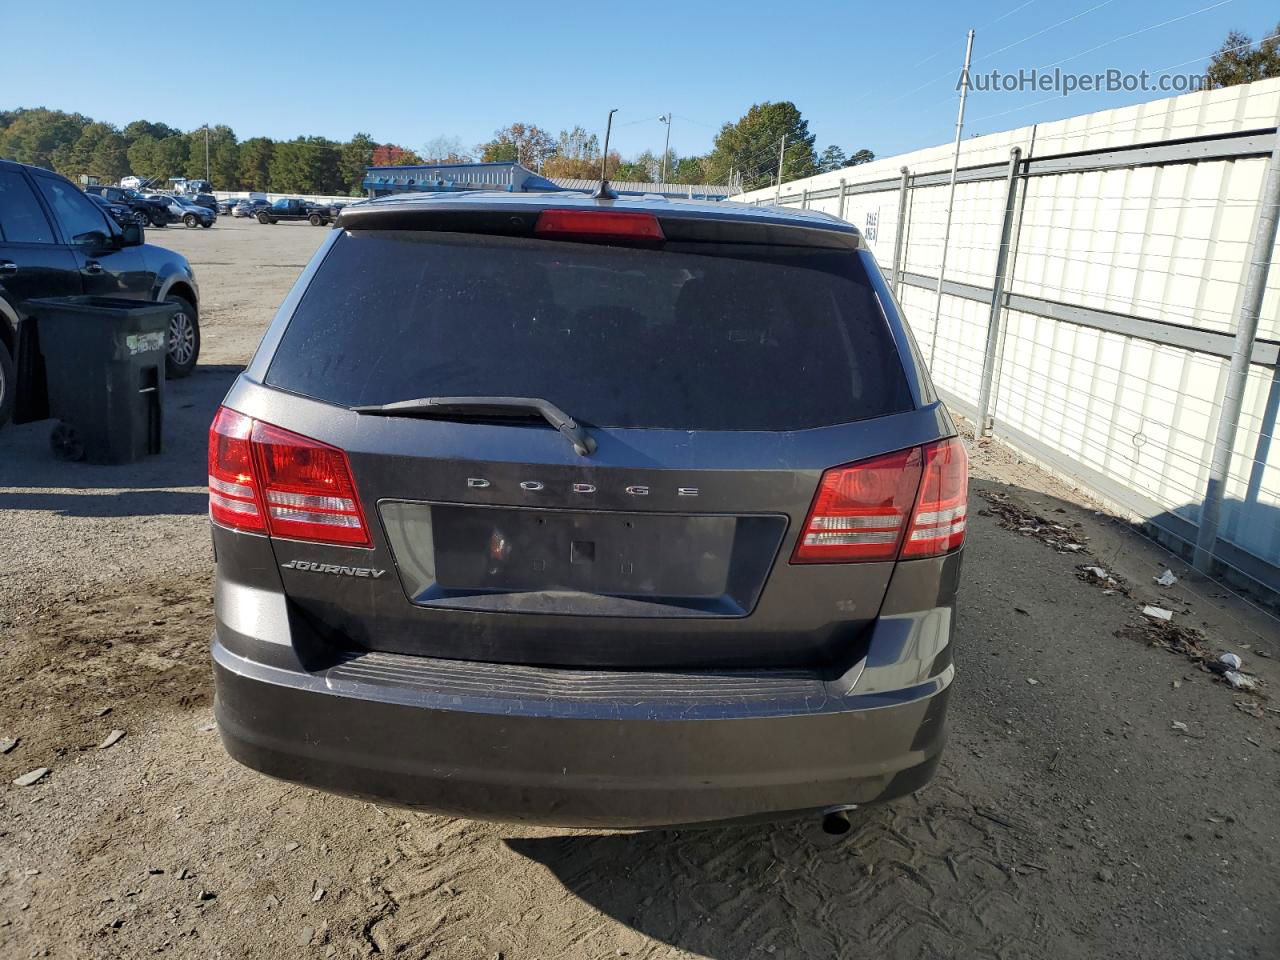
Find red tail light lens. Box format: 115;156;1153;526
901;437;969;558
208;407;265;533
792;448;924;563
534;209;665;243
207;407;371;547
792;438;968;564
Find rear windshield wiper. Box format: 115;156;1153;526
351;396;597;457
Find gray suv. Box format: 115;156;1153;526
210;193;966;831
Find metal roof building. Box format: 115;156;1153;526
363;162;730;201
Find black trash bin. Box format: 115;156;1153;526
31;296;175;464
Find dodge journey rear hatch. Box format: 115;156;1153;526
210;195;964;827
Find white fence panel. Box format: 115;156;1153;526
734;77;1280;600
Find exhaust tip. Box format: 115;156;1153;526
820;806;855;835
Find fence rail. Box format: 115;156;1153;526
737;78;1280;605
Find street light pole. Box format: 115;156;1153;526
659;114;672;183
203;124;210;184
928;28;976;364
774;134;787;204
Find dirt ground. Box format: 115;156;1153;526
1;216;1277;960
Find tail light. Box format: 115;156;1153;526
792;438;967;564
208;406;371;547
208;407;265;533
901;438;968;557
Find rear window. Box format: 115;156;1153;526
264;229;913;431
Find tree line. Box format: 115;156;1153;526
3;26;1277;198
0;103;874;195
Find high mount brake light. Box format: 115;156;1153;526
792;438;968;564
207;406;371;547
534;209;665;243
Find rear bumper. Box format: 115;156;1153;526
213;631;952;828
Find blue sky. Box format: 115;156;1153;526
4;0;1276;165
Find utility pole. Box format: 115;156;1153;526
1193;111;1280;572
204;124;210;184
659;114;672;183
774;134;787;204
928;28;975;364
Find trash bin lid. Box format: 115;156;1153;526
28;296;177;317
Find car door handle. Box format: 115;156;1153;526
0;260;17;276
84;260;104;275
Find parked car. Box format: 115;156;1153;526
189;193;219;213
146;194;215;228
85;190;141;228
256;197;331;225
233;198;271;218
216;197;242;215
0;159;201;427
210;193;965;831
83;185;170;227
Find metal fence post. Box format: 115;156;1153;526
837;178;848;220
977;147;1023;437
1192;124;1280;574
891;166;910;298
801;188;809;210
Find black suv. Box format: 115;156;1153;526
83;185;170;227
0;160;201;427
210;193;965;830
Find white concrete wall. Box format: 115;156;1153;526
214;191;356;206
738;79;1280;581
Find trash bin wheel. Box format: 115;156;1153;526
50;421;85;462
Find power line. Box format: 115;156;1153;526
1038;0;1234;70
969;28;1278;126
885;0;1117;108
978;0;1121;63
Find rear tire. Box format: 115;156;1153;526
0;338;14;429
258;212;271;224
200;221;212;229
309;214;322;226
164;294;200;379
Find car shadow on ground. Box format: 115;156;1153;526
501;800;981;959
0;363;240;516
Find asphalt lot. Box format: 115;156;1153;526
0;214;1277;959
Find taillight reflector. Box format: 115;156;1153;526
207;407;371;548
534;209;664;243
792;438;968;564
